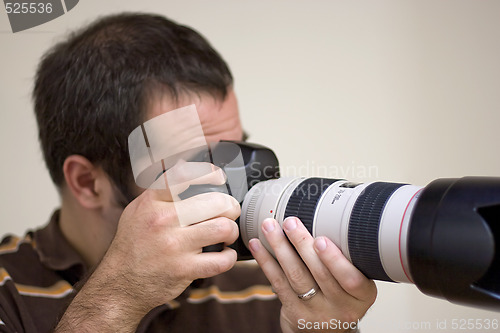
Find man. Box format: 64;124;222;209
0;13;376;332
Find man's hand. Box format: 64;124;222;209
248;217;377;333
56;162;240;332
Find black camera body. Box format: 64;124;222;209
178;141;280;259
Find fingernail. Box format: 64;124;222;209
249;238;260;252
262;218;275;233
315;237;327;252
283;217;297;232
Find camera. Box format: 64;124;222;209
129;136;499;312
197;141;499;312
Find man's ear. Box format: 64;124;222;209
63;155;106;209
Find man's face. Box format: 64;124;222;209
120;88;244;201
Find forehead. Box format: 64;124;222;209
146;89;242;143
147;90;235;121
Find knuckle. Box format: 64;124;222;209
211;193;239;215
150;205;178;228
270;275;288;294
171;259;190;280
162;234;182;253
200;260;219;276
287;266;308;283
201;254;236;276
210;218;239;244
327;247;344;263
218;251;237;272
213;218;234;238
343;274;365;292
227;200;241;219
313;266;331;284
210;192;227;208
293;233;309;247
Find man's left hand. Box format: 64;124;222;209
248;217;377;333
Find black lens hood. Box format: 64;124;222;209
408;177;500;311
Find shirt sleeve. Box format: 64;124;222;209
0;267;34;333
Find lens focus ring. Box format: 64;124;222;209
348;182;405;282
284;178;339;233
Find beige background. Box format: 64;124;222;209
1;1;500;332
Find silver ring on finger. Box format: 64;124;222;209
297;287;318;301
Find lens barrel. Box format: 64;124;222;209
240;176;500;311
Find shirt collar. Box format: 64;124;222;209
33;210;87;279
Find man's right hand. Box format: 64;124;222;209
55;162;240;332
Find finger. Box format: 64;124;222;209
148;161;226;201
166;161;226;198
191;247;238;279
182;217;239;250
174;192;241;226
314;236;377;302
282;217;345;298
260;218;317;296
248;238;297;304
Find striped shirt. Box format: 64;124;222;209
0;211;281;332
